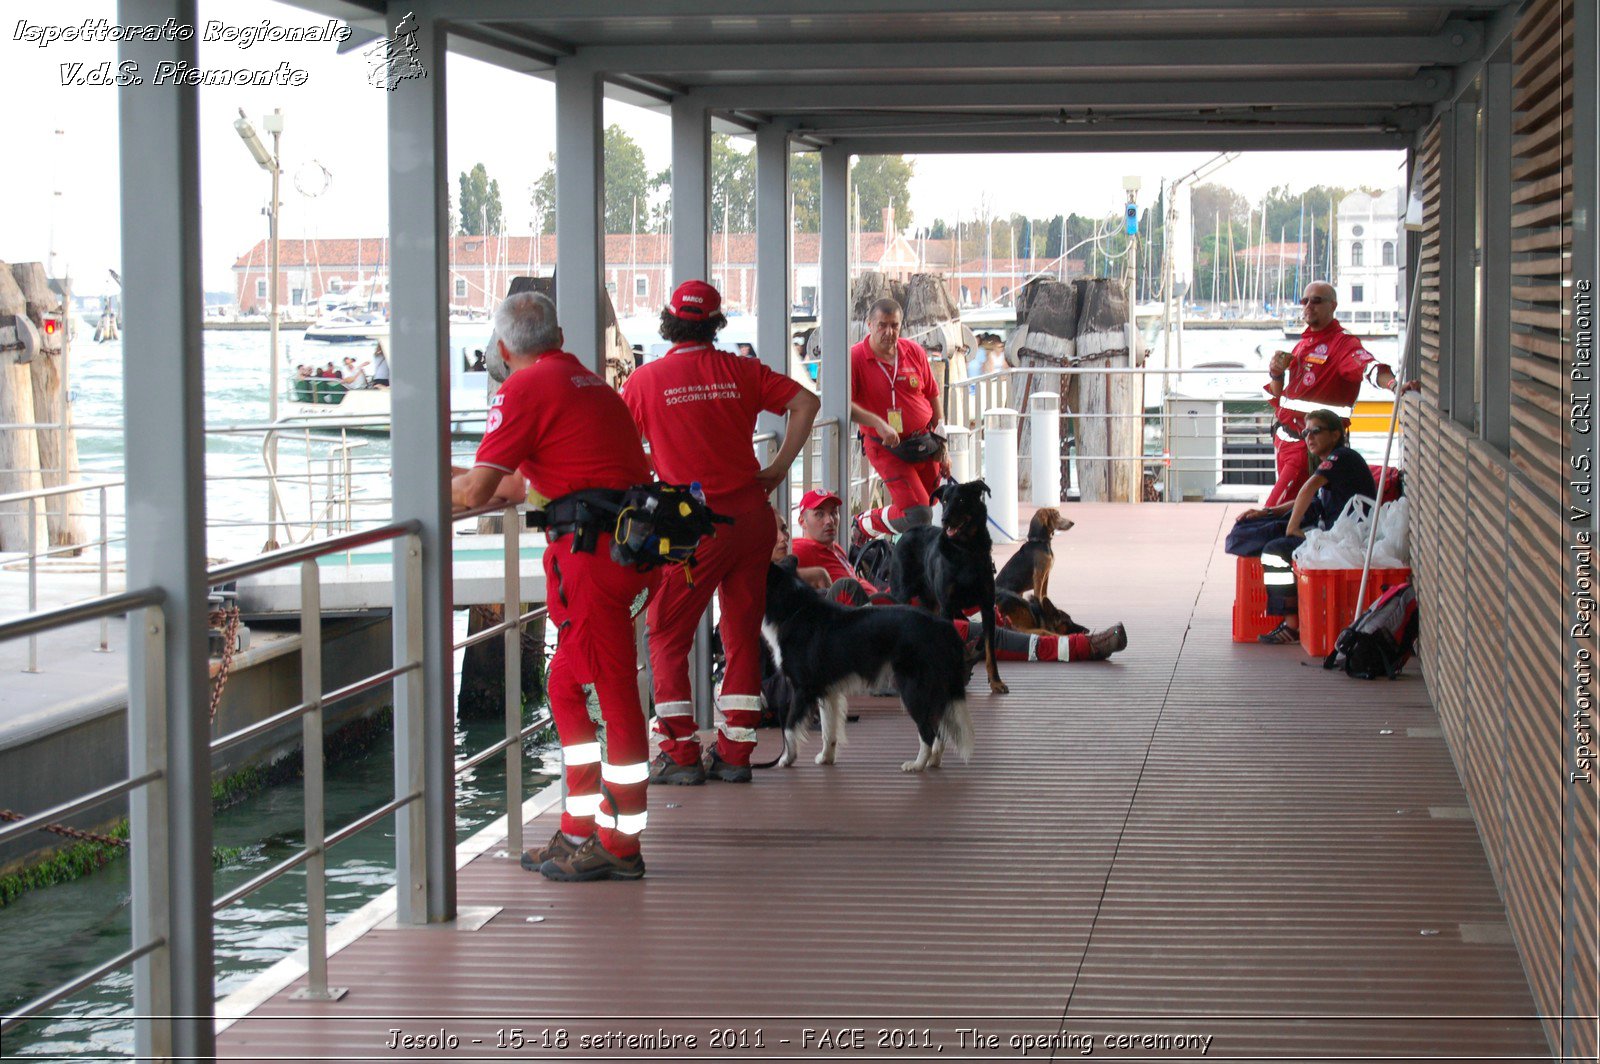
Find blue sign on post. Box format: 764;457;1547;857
1124;203;1139;236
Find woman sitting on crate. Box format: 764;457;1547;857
1235;407;1377;645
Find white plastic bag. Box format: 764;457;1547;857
1294;495;1375;570
1374;496;1410;564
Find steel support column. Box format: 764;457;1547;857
555;61;606;373
386;8;456;925
756;123;793;512
819;146;851;519
670;93;714;726
117;1;212;1056
672;95;711;282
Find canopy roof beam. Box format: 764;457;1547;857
569;25;1481;75
694;75;1454;112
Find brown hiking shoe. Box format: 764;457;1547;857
1087;623;1128;660
520;829;581;871
705;747;753;783
538;836;645;882
648;750;706;785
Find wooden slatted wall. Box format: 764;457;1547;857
1406;0;1593;1058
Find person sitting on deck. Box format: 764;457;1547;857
1236;407;1378;645
784;491;1126;662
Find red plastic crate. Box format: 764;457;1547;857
1232;556;1279;643
1295;566;1412;657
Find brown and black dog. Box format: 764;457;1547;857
994;588;1088;637
995;506;1074;601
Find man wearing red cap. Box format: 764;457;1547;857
624;280;821;784
452;292;657;882
1264;280;1417;506
849;297;946;543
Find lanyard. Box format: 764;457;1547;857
873;345;900;407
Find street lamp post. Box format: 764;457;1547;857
235;108;284;551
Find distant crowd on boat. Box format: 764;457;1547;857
293;343;390;401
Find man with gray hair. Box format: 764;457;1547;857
848;296;947;543
453;292;659;882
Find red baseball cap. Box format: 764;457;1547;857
666;279;722;320
798;489;842;511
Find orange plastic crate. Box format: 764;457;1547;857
1295;566;1412;657
1232;556;1279;643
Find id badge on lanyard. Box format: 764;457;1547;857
878;350;903;434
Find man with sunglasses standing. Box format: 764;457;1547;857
1263;281;1418;507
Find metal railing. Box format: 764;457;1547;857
0;589;166;1042
445;499;552;865
202;520;427;1002
0;478;120;671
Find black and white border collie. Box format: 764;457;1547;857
762;559;974;772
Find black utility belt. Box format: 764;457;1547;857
529;489;626;553
1275;422;1303;443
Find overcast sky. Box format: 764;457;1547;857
7;0;1408;296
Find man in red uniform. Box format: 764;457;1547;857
624;281;820;784
452;292;657;883
849;297;947;542
789;489;1126;661
1265;280;1418;506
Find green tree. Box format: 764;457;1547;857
711;134;755;231
604;124;654;234
530;154;556;234
457;162;503;235
791;152;820;232
528;126;670;235
1043;214;1064;259
852;155;914;232
926;217;949;240
1190;183;1249;244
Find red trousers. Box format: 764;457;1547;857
1266;431;1312;507
648;499;776;767
856;436;942;537
544;535;656;857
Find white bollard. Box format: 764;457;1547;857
1028;391;1061;506
982;407;1019;541
945;425;974;483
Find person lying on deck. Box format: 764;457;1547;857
776;496;1126;662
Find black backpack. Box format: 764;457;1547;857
1323;581;1419;680
849;537;895;592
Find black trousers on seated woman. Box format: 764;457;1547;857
1260;534;1306;617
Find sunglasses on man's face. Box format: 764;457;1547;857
1300;296;1329;306
1301;426;1333;439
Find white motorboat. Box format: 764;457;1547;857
303;310;388;343
284;320;495;426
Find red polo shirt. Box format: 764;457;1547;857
473;350;650;499
791;536;879;594
1269;320;1389;432
850;337;939;440
622;341;802;511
